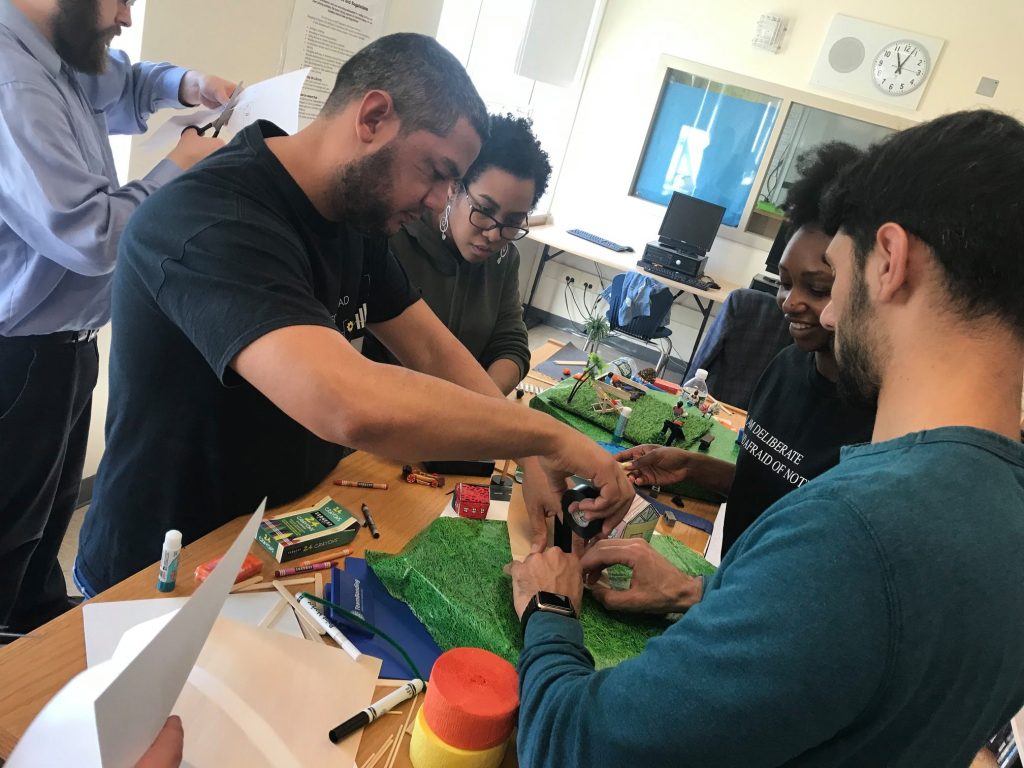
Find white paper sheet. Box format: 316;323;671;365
140;69;311;157
83;593;302;666
283;0;388;127
8;500;267;767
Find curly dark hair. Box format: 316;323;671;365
462;113;552;208
783;141;863;232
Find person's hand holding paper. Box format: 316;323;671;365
178;72;238;110
134;716;184;768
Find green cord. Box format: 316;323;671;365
298;592;424;681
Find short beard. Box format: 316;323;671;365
835;263;883;407
324;144;397;235
53;0;108;74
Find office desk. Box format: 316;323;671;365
0;342;719;764
524;225;739;377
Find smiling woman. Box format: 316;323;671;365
362;113;552;394
620;141;878;556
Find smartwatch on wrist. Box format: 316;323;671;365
520;591;577;635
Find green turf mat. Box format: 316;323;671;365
366;518;715;669
540;377;710;447
531;378;741;502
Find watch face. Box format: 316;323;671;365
537;591;575;614
873;39;930;96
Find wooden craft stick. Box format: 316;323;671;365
360;734;395;768
297;613;326;644
257;597;288;628
228;574;263;593
708;396;736;415
554;359;587;365
272;580;326;636
499;458;511;478
314;572;324;600
300;547;353;566
384;698;419;768
376;678;410;687
233;576;314;593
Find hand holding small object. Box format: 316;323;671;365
580;538;703;614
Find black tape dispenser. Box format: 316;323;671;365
554;483;602;553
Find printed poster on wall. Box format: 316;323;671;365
284;0;390;128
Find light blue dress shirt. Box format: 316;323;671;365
0;1;187;336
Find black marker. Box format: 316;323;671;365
361;503;380;539
328;679;425;743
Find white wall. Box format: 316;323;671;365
519;0;1024;358
85;0;442;479
83;1;147;479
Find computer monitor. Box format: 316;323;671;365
657;192;726;255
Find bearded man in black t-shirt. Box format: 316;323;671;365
76;34;634;595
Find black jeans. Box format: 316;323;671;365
0;333;98;631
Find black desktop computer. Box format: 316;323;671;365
641;241;708;277
638;192;726;283
657;191;726;256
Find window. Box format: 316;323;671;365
631;57;915;246
436;0;604;214
632;70;781;227
749;104;897;239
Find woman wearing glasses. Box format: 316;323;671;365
362;114;551;394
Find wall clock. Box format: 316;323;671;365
811;15;944;110
872;39;930;96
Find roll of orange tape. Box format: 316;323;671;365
410;705;507;768
422;647;519;751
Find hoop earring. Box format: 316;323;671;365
497;244;509;264
439;202;451;240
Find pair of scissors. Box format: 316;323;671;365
188;81;244;138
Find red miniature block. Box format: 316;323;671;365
454;483;490;520
652;378;681;395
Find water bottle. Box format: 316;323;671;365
682;368;709;405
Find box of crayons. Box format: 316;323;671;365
256;496;359;563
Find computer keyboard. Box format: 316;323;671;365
567;228;633;252
640;260;721;290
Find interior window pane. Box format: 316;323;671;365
747;103;897;238
632;70;781;227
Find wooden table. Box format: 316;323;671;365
0;341;723;765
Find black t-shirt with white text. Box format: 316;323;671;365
79;122;418;592
723;344;876;553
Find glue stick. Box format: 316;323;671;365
157;529;182;592
613;406;632;441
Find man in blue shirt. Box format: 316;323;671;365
0;0;232;633
508;109;1024;766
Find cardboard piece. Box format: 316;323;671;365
173;617;381;767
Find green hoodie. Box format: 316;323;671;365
362;215;531;379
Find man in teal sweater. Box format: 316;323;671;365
508;109;1024;766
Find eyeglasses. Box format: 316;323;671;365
464;188;530;241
